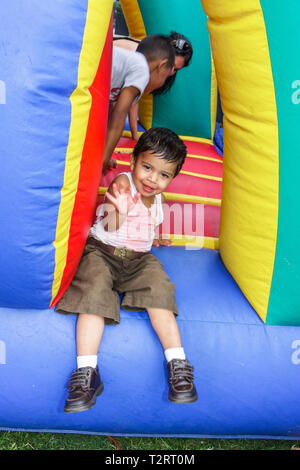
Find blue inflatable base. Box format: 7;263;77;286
1;247;300;439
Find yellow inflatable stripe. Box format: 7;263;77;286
115;147;134;153
122;130;143;139
180;170;222;182
186;154;222;163
139;94;154;131
115;159;130;165
98;186;221;207
178;135;213;144
167;234;219;250
51;0;113;303
164;192;221;206
210;45;217;141
120;0;146;39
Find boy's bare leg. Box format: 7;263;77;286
147;307;198;404
146;308;182;350
76;313;105;356
64;313;105;413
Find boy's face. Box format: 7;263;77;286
145;60;173;94
130;150;177;198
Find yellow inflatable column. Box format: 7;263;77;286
201;1;279;322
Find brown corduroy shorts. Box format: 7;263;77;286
55;238;178;324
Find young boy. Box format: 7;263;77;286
56;127;198;413
113;32;193;141
103;35;175;174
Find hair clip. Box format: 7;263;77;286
171;38;189;51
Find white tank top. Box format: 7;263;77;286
90;172;164;252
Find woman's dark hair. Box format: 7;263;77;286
169;31;193;67
152;31;193;96
132;127;187;177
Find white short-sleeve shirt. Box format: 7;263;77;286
110;46;150;104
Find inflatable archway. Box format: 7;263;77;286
120;0;217;141
1;0;300;439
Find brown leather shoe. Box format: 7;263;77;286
167;359;198;404
64;366;103;413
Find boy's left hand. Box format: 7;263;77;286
152;237;172;248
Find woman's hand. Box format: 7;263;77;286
102;158;117;175
131;131;139;141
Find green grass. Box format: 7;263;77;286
0;431;299;450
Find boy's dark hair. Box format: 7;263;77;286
136;34;175;70
152;31;193;97
132;127;187;177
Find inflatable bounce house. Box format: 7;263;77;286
1;0;300;439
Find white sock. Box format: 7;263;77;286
164;347;186;363
77;355;97;369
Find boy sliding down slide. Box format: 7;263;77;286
56;127;198;413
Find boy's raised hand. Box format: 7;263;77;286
105;181;140;215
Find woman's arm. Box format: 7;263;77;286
128;102;139;141
103;86;140;173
